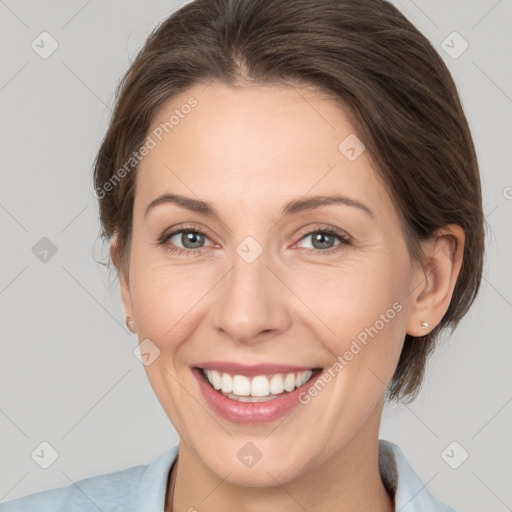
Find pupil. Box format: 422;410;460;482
183;231;204;249
313;232;334;249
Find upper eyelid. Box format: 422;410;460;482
164;222;214;238
296;224;350;239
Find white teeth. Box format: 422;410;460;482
203;369;314;398
221;373;233;393
251;375;270;397
210;370;221;390
232;375;251;396
269;374;285;394
301;370;312;386
284;373;296;392
230;394;279;402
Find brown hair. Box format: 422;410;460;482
93;0;484;403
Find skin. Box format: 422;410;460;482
112;81;464;512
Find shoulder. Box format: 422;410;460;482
0;446;179;512
379;439;457;512
0;465;146;512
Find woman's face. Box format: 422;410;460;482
119;81;424;485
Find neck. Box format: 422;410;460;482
166;410;394;512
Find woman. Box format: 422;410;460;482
0;0;484;510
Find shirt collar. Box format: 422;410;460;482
135;445;178;512
135;440;455;512
379;439;456;511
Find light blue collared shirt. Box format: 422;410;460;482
0;440;456;511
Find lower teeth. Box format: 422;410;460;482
221;391;285;402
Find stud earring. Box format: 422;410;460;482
421;320;430;329
126;316;136;333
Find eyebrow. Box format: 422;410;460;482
144;193;374;220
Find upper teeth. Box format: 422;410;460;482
203;369;313;397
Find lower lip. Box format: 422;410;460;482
192;367;322;425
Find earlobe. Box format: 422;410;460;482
406;225;465;336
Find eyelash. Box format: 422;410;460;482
155;223;351;257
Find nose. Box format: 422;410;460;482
211;247;291;345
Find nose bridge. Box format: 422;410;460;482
211;237;290;342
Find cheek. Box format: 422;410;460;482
129;232;412;366
129;254;218;348
289;253;411;352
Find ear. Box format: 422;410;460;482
110;234;134;327
406;225;465;336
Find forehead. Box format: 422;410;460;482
134;81;391;219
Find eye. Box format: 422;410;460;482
155;223;351;257
294;226;351;255
155;224;215;256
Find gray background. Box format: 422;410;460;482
1;0;511;510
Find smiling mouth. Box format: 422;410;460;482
197;367;322;402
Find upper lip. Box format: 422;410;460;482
193;361;322;377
